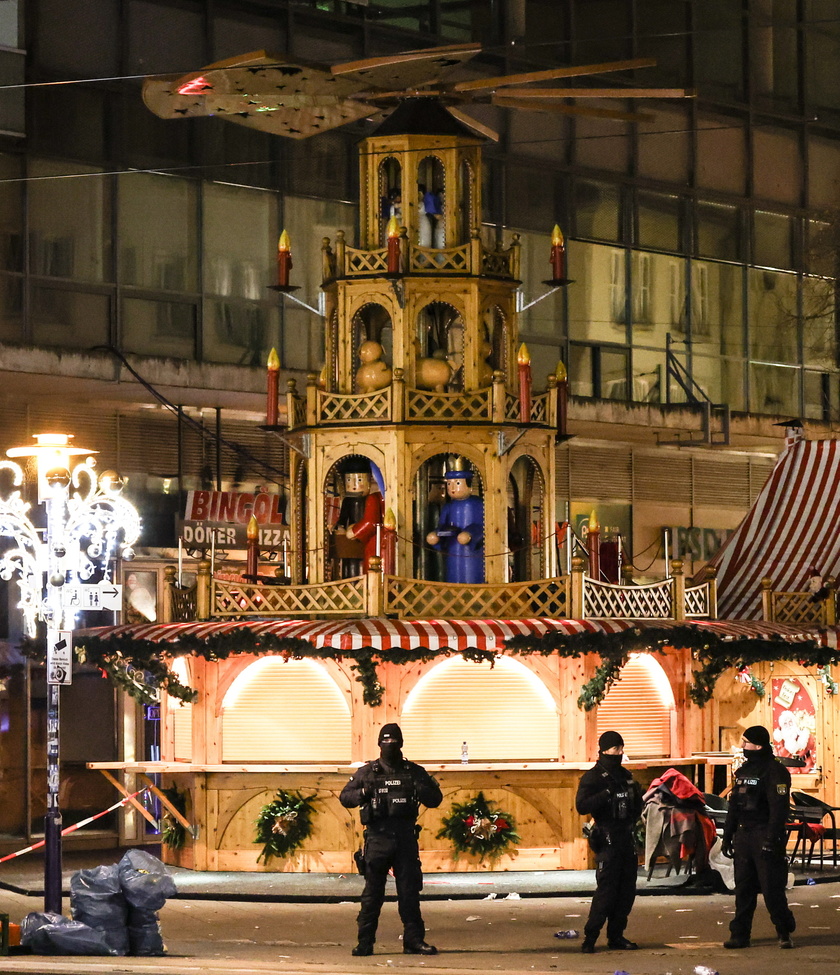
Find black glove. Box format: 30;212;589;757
721;839;734;859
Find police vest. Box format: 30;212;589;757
365;763;419;822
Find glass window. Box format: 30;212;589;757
693;353;746;411
808;136;840;207
636;1;690;85
750;0;799;107
801;274;837;369
287;131;352;201
749;362;800;415
694;0;745;100
0;274;22;342
528;342;563;393
0;154;22;273
637;107;690;183
696;113;746;194
637;191;681;252
211;12;284;60
803;370;833;421
630;348;664;404
30;286;110;349
574;111;630;174
203;182;281;365
691;260;745;357
38;0;118;74
29;160;112;283
753;128;801;206
506;166;556;233
127;0;205;74
0;0;18;47
753;210;793;269
118;173;198;293
573;0;631;62
569;343;594;397
748;267;798;364
805;0;840;111
439;0;487;41
631;252;685;351
697;202;741;262
567;240;627;344
515;230;566;342
573;181;621;242
122;296;196;359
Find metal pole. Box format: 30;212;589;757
44;681;62;913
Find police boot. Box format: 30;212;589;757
404;941;437;955
352;943;374;956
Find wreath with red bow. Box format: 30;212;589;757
436;791;520;863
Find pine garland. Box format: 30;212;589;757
254;790;318;864
436;792;520;863
59;622;840;714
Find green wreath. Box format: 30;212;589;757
436;791;520;864
160;785;189;850
254;790;318;864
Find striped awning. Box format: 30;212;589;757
703;437;840;619
77;615;840;653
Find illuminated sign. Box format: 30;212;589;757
181;490;289;550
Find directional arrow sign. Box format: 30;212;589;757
47;628;73;685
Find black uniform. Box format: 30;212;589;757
340;755;442;950
723;751;795;943
575;759;643;945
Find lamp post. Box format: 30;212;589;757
0;433;140;912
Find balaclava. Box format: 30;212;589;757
378;723;404;765
598;730;625;772
743;724;773;760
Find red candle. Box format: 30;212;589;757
555;359;568;436
266;347;280;426
277;229;292;287
386;216;400;274
550;224;565;282
382;508;396;575
246;514;260;579
518;343;532;422
586;510;600;581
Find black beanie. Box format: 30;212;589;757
743;725;771;747
598;730;624;752
378;723;403;746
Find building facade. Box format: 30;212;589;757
0;0;838;847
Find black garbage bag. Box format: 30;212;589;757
126;904;166;955
20;913;117;956
118;849;176;911
70;864;129;955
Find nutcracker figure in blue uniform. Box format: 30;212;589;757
425;460;484;583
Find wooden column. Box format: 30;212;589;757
761;577;774;621
671;559;685;621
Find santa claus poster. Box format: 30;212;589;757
772;677;817;773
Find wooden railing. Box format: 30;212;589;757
761;577;837;625
167;558;717;623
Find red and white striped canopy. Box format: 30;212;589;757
78;615;840;652
704;438;840;619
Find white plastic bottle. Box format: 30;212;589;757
461;741;469;764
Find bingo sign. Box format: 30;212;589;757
180;490;289;550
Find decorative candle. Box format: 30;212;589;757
550;224;565;282
277;229;292;287
266;347;280;426
587;510;600;581
246;514;260;579
517;343;532;422
383;507;397;575
555;358;568;436
386;215;400;274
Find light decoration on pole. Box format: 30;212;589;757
0;433;141;913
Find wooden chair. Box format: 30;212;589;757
790;792;839;868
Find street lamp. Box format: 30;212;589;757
0;433;140;912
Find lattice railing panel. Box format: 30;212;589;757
406;388;493;421
531;393;548;424
317;388;392;424
384;576;568;620
481;250;514;277
583;577;673;619
213;577;366;618
289;396;306;429
409;244;470;273
170;584;197;623
684;582;710;618
504;393;520;422
345;246;389;275
771;592;828;625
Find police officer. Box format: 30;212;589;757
340;723;442;957
722;725;796;949
575;730;643;954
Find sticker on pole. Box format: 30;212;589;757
47;629;73;685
